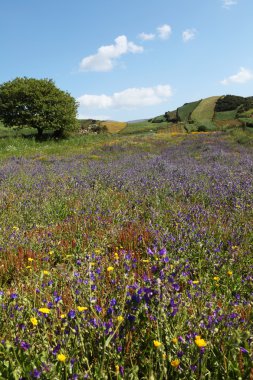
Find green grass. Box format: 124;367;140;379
191;96;220;122
177;100;201;121
119;120;169;135
214;109;238;120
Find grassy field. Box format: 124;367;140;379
0;130;253;379
100;121;127;133
214;109;239;121
119;120;169;135
177;100;201;122
191;96;220;122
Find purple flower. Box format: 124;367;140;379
20;341;30;351
159;248;167;256
95;305;102;313
31;369;41;378
240;347;248;354
52;344;61;355
10;293;18;299
68;310;76;319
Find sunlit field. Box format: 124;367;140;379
0;131;253;379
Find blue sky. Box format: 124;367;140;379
1;0;253;121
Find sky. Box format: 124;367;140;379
1;0;253;121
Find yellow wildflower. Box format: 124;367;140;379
28;258;34;262
153;340;162;348
213;276;220;281
95;249;101;254
60;314;66;319
13;226;19;231
117;315;124;322
142;259;150;263
172;337;178;344
57;353;67;362
49;250;54;255
195;336;207;348
107;266;114;272
38;308;50;314
30;317;38;326
114;252;119;260
115;365;119;374
43;270;50;275
227;270;233;276
192;280;199;284
171;359;180;367
77;306;88;312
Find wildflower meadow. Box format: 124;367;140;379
0;132;253;379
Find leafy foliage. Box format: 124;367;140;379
215;95;253;112
0;77;78;138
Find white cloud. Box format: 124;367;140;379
222;0;238;8
157;24;172;40
221;67;253;85
79;35;143;72
182;29;197;43
138;32;156;41
77;85;173;110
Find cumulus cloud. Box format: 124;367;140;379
157;24;172;40
221;67;253;85
79;35;143;72
182;28;197;43
77;85;173;109
222;0;238;8
138;32;156;41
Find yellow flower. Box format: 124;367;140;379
171;359;180;367
95;249;101;254
192;280;199;284
117;315;124;322
213;276;220;281
57;353;67;362
107;266;114;272
115;365;119;374
49;250;54;255
77;306;88;312
38;308;50;314
172;337;178;344
28;258;34;262
43;270;50;275
195;337;207;348
13;226;19;231
26;266;32;269
153;340;162;348
142;259;150;263
30;317;38;326
60;314;66;319
227;271;233;276
114;252;119;260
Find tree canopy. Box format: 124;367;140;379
0;77;78;138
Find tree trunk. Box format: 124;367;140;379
37;127;43;139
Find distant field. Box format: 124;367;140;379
119;120;168;135
191;96;220;122
214;109;238;121
177;100;201;121
100;121;127;133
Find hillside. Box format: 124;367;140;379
151;94;253;132
77;95;253;137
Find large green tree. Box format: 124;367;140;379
0;77;78;138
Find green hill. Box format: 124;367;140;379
150;94;253;132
